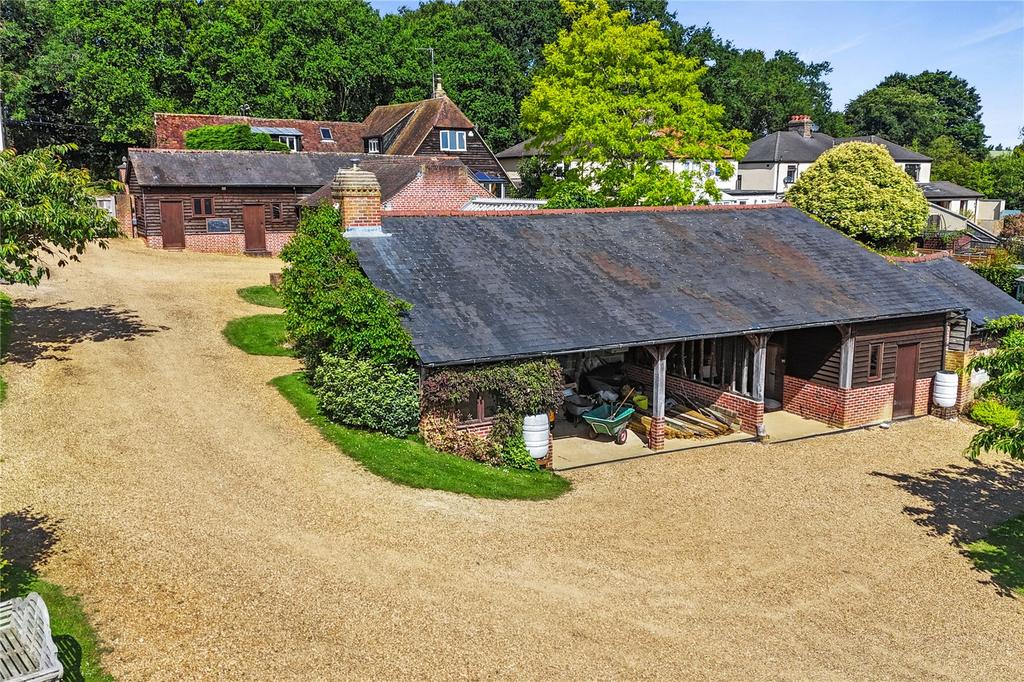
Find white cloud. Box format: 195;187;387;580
956;13;1024;48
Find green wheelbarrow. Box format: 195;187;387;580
581;403;636;444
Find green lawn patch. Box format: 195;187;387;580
0;291;11;402
223;314;293;356
1;564;113;681
237;285;283;308
272;372;570;500
966;514;1024;595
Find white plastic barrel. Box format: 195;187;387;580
522;413;549;459
932;371;959;408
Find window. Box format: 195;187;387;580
319;127;333;141
455;391;498;422
277;135;299;151
868;343;884;381
271;203;282;220
784;165;797;184
735;175;742;190
193;197;214;216
905;164;920;181
439;129;467;152
367;138;380;154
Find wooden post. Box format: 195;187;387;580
644;344;673;450
746;334;769;402
838;324;854;390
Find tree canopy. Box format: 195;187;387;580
924;135;993;195
787;141;929;247
966;315;1024;461
846;70;987;157
0;145;120;286
521;0;748;206
184;124;290;152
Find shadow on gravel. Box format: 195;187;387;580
872;461;1024;595
4;301;167;366
1;508;62;583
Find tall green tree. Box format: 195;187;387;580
0;145;120;286
924;135;994;194
880;71;987;157
520;0;748;205
787;141;929;247
677;26;846;137
844;85;945;149
989;141;1024;210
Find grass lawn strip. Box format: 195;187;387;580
966;514;1024;595
1;564;113;681
0;291;11;402
222;314;293;356
237;285;283;308
272;373;570;500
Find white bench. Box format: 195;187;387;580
0;593;63;682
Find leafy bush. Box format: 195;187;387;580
419;414;501;465
1002;213;1024;238
184;124;290;151
542;181;604;209
970;250;1021;295
500;435;540;470
970;399;1020;429
279;205;416;369
967;315;1024;460
311;354;420;437
787;141;929;247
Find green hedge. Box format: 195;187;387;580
970;399;1019;429
184;123;290;151
310;354;420;437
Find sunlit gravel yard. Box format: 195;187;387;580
2;239;1024;681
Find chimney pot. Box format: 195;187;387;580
787;114;814;138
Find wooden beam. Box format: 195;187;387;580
838;324;854;390
644;344;673;450
746;333;769;402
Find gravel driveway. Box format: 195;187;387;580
3;239;1024;681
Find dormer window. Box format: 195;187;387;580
320;127;333;141
367;138;381;154
276;135;299;151
439;129;467;152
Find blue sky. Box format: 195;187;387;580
370;0;1024;146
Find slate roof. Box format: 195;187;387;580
352;206;959;366
128;149;462;202
741;131;930;164
901;256;1024;328
496;137;547;159
363;96;475;155
917;180;984;200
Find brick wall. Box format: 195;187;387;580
177;231;296;255
914;377;933;416
839;383;894;427
944;348;975;409
455;420;494;439
783;376;843;424
625;364;764;434
384;165;490;212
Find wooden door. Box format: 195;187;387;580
765;340;786;406
893;343;919;417
243;204;267;254
159;201;185;249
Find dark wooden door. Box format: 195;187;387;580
765;340;786;406
159;201;185;249
893;343;919;417
243;204;267;254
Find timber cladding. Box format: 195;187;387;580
851;314;945;388
416;129;508;182
130;184;309;239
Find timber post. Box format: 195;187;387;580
644;343;674;450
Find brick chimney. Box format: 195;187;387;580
331;159;385;237
433;77;446;99
787;114;813;138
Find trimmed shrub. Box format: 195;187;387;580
970;399;1019;429
279;205;416;369
184;123;290;151
311;354;420;437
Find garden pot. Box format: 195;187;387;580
523;413;549;459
